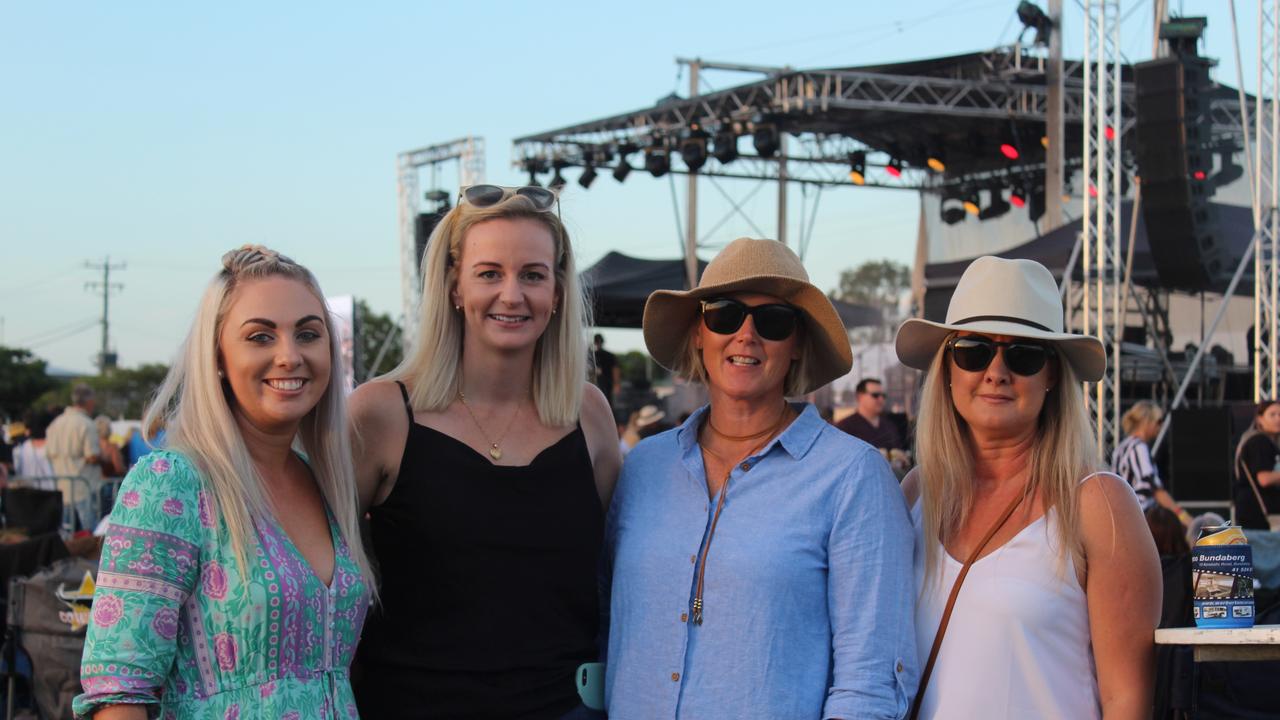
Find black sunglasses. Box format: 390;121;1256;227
947;336;1055;377
701;298;800;342
460;184;559;213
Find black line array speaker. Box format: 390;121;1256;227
1167;406;1233;502
1133;55;1225;291
414;211;446;277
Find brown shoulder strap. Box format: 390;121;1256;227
1239;458;1271;519
909;490;1025;720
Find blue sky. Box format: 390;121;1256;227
0;0;1260;374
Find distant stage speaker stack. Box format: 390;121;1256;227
1167;406;1234;503
414;211;447;276
1133;17;1227;292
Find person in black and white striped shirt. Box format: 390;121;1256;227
1111;401;1191;523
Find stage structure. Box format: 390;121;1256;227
1256;0;1280;401
397;137;484;339
1078;0;1125;454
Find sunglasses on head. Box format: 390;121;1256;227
701;298;800;342
947;335;1056;377
460;184;559;213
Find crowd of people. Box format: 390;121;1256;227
0;184;1267;719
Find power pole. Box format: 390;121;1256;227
85;257;125;375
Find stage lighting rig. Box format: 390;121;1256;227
579;165;597;189
548;160;568;191
962;186;981;215
926;142;946;173
1016;1;1052;46
712;123;738;164
645;138;671;178
522;157;547;187
680;127;710;172
1009;180;1028;208
940;188;966;225
999;127;1020;160
613;142;637;183
752;117;780;158
848;151;867;185
978;184;1011;220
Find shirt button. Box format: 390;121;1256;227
740;462;751;471
680;613;688;623
671;672;680;682
896;662;904;673
690;554;696;564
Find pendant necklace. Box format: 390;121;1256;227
458;387;522;461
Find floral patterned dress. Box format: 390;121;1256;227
74;450;370;719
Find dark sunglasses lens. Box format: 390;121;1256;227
515;186;556;210
752;305;798;341
951;338;995;372
465;185;505;207
1004;344;1050;376
703;300;746;335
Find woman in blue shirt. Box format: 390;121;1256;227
603;238;918;720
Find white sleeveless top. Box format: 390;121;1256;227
911;491;1100;719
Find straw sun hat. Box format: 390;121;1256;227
894;255;1106;381
642;237;852;394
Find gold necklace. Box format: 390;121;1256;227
705;401;790;442
458;388;522;461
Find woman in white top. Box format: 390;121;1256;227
895;256;1161;719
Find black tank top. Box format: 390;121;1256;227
354;382;603;720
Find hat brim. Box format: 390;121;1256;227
643;275;853;394
894;317;1106;382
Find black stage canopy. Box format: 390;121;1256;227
922;202;1256;322
582;251;880;330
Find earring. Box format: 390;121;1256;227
217;369;225;379
455;305;461;312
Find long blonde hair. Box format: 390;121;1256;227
914;334;1100;585
384;193;588;426
143;245;376;592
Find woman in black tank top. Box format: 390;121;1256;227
348;186;621;720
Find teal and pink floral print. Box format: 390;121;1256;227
74;450;369;719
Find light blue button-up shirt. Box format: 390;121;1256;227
603;403;918;720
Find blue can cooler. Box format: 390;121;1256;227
1192;525;1255;629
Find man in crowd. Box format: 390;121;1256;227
836;378;902;451
592;333;621;409
45;384;102;529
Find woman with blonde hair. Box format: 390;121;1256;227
76;245;374;719
1112;401;1190;521
604;238;916;719
350;185;619;719
895;256;1160;719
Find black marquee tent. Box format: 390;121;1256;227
581;251;882;330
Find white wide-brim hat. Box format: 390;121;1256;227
895;255;1106;382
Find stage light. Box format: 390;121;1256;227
848;151;867;185
613;159;632;183
999;128;1020;160
753;120;779;158
940;188;966;224
680;129;709;172
1017;1;1053;46
579;165;597;189
926;145;946;173
549;170;566;191
1193;169;1207;181
522;157;545;187
1010;182;1028;208
1104;125;1116;141
712;125;738;164
1214;149;1244;186
962;187;981;215
979;185;1011;220
613;143;637;183
1029;185;1046;223
885;145;905;178
645;140;670;178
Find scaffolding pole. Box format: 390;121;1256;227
1256;0;1280;401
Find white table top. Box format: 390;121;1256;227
1155;625;1280;661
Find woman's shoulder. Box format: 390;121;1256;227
350;379;410;426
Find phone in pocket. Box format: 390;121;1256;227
575;662;605;710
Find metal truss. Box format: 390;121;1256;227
397;137;484;342
1077;0;1124;458
1256;0;1280;400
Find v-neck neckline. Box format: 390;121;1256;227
266;504;342;590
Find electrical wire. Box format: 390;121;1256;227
21;319;100;348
